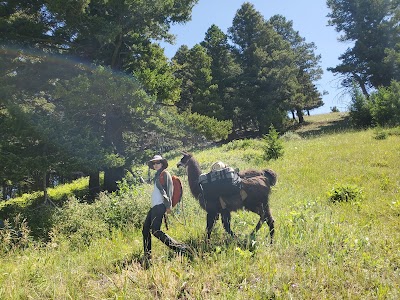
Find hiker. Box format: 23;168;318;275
142;154;190;266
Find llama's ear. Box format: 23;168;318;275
181;150;188;156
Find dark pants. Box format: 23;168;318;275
142;204;182;259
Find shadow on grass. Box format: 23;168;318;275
112;232;270;271
114;252;143;269
181;232;268;259
294;114;352;138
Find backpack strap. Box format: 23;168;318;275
156;170;172;209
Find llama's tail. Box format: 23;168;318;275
263;169;277;186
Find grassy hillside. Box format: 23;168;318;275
1;113;399;299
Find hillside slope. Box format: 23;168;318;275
1;113;399;299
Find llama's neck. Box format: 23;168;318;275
186;157;202;199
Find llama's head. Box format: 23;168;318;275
177;151;192;168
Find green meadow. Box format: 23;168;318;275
1;113;399;299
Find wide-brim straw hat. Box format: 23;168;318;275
147;155;168;170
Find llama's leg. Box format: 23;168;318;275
221;209;235;237
250;204;275;243
254;204;275;243
206;211;218;239
265;206;275;244
251;210;266;236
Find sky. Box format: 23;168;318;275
161;0;353;114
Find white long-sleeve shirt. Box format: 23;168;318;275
151;182;164;207
151;169;173;208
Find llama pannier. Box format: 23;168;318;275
198;167;242;198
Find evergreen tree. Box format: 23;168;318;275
201;25;240;121
172;45;195;111
268;15;323;123
327;0;400;96
228;3;297;133
173;44;214;115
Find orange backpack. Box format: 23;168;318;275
159;170;183;207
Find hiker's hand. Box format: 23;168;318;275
166;208;172;214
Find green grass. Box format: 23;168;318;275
1;114;399;299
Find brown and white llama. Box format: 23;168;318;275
177;151;277;243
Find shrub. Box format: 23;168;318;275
327;184;363;203
373;127;388;140
0;214;31;253
182;111;233;141
0;177;90;239
263;125;284;161
94;188;148;230
370;80;400;127
224;139;259;151
348;87;373;127
349;80;400;128
50;197;109;249
388;126;400;136
50;186;148;249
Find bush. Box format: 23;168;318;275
50;186;148;249
349;80;400;128
50;197;109;249
263;125;284;161
373;127;388;140
182;111;233;141
0;214;31;253
0;177;89;239
388;126;400;136
223;139;259;151
94;188;148;230
348;87;373;127
327;184;363;203
370;80;400;127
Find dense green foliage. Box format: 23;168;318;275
0;0;236;198
327;184;363;203
0;114;399;299
349;80;400;127
262;125;284;161
327;0;400;95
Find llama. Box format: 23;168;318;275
177;152;277;243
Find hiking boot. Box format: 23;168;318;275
177;244;195;260
141;254;152;269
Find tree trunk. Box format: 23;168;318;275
103;109;125;192
296;109;305;124
353;73;370;98
2;182;7;201
43;171;48;204
88;171;100;202
111;33;123;70
104;166;124;192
